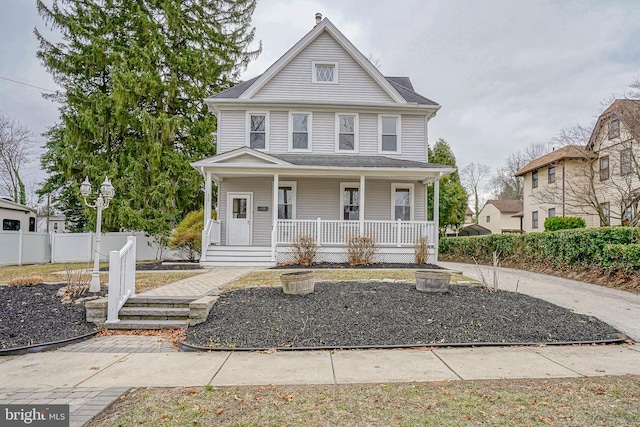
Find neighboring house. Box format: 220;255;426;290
37;214;68;233
477;200;523;234
0;197;37;232
516;100;639;231
464;207;474;224
191;15;455;266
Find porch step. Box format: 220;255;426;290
104;319;190;330
123;296;197;308
204;245;276;267
118;307;190;320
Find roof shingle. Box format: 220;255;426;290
514;146;591;177
485;200;523;213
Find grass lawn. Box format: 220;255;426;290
0;263;202;293
87;375;640;426
224;269;470;290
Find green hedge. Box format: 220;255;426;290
544;216;586;231
439;227;640;271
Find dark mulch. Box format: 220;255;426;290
0;284;102;350
100;262;202;272
184;281;624;349
273;263;443;270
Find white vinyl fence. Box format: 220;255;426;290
0;231;180;266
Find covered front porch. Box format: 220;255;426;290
192;148;454;266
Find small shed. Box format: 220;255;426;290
0;197;37;232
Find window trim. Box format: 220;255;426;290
245;111;270;151
335;113;359;153
277;181;297;220
288;112;312;152
548;165;556;184
378;114;402;154
599;155;610;181
340;182;360;221
312;61;339;84
390;183;415;221
532;211;539;229
608;119;620;140
621;148;632;176
532;170;539;189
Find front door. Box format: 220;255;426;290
227;193;252;245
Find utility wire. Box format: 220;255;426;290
0;75;57;93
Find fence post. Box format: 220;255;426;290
18;230;23;265
50;232;55;263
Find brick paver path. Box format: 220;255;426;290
139;267;255;296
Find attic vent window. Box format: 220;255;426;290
312;62;338;83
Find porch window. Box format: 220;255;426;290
532;211;539;229
278;182;297;219
600;156;610;181
247;112;269;150
391;183;414;221
336;113;358;152
608;119;620;139
379;115;401;153
621;148;632;176
548;165;556;184
289;113;312;151
341;183;360;220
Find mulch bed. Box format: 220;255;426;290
0;284;102;350
273;263;443;270
184;281;624;349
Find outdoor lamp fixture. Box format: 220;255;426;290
80;176;115;292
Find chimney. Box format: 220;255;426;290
315;13;322;25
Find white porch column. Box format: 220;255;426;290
359;175;365;234
271;173;279;261
204;171;212;225
424;181;429;221
434;175;441;261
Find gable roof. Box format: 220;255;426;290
484;200;523;214
587;99;640;150
205;18;439;109
515;145;591;177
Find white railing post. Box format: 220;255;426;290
396;218;402;247
127;236;136;298
105;236;136;325
316;217;322;245
106;249;121;323
201;218;212;262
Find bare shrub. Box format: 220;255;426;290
292;234;318;266
414;235;429;264
8;275;44;286
347;234;378;266
64;265;90;296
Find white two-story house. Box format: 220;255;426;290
191;15;454;266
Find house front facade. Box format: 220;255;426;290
191;16;454;266
517;100;639;232
477;200;523;234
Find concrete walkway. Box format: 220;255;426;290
1;264;640;426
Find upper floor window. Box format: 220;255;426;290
599;156;610;181
621;148;632;176
336;113;358;152
247;112;269;150
289;112;312;151
312;61;338;84
278;182;297;220
600;202;610;226
608;119;620;139
548;165;556;184
532;170;538;188
391;184;414;221
379;115;401;153
532;211;539;229
340;183;360;220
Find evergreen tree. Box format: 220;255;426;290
427;139;468;234
35;0;261;236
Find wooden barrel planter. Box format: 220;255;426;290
415;271;451;293
281;271;315;295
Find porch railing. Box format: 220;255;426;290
105;236;136;324
201;219;221;259
276;219;436;247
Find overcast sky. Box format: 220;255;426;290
1;0;639;203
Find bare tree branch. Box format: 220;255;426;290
460;163;491;222
0;114;34;203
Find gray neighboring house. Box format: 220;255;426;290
0;197;37;232
191;16;454;266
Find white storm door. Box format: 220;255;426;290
227;193;252;246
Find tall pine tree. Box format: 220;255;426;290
36;0;260;235
428;139;468;234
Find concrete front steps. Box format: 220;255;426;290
201;245;275;267
90;295;219;330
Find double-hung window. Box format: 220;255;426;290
278;182;297;220
532;170;539;188
379;115;401;153
548;166;556;184
532;211;539;229
621;148;632;176
600;202;610;226
289;113;312;151
391;184;414;221
335;113;358;152
247;112;268;150
548;208;556;218
600;156;610;181
609;119;620;139
341;183;360;221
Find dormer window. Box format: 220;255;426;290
312;61;338;83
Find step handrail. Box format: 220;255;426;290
105;236;137;324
